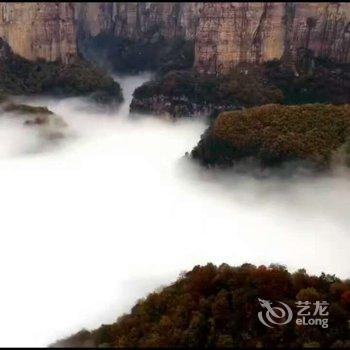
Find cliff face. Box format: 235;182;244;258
290;3;350;63
195;3;286;74
0;2;76;63
195;2;350;74
0;2;349;72
74;2;203;42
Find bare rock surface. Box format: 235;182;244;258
1;3;348;72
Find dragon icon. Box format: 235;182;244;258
258;298;293;328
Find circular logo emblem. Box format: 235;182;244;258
258;298;293;328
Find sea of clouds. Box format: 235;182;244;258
0;74;349;346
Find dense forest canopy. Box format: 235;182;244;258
52;263;350;348
191;104;350;170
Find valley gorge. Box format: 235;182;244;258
2;2;349;121
0;2;350;348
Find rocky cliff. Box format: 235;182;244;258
0;2;349;73
74;2;202;43
0;2;76;63
195;2;350;74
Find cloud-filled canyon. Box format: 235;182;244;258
1;2;350;348
0;75;349;346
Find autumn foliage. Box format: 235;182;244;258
192;104;350;169
52;263;350;348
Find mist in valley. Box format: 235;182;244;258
0;74;349;346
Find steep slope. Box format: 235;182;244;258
52;263;350;348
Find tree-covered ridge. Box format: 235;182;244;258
52;263;350;348
191;104;350;169
130;58;350;118
133;68;284;107
131;68;284;118
0;38;123;104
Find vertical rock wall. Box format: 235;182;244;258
0;2;76;63
290;3;350;63
73;2;203;42
0;2;349;73
195;2;350;74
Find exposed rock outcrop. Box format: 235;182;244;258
73;3;202;74
195;3;285;74
0;3;349;73
0;3;76;63
74;2;350;73
74;2;203;43
195;2;350;74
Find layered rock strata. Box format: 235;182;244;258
0;2;76;63
195;2;350;74
0;2;349;72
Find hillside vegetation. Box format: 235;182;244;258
191;104;350;170
131;58;350;118
0;38;123;104
52;263;350;348
131;68;284;118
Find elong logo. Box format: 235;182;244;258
258;299;329;329
258;299;293;328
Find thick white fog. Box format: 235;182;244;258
0;74;349;346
